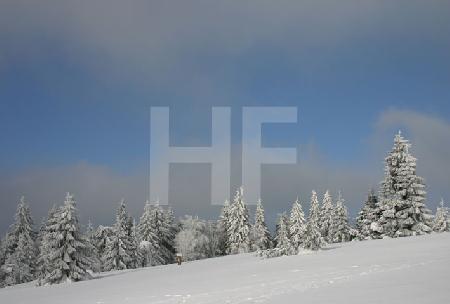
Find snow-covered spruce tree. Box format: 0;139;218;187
319;191;334;242
36;205;60;285
227;187;251;254
41;193;92;284
147;202;177;265
250;199;272;251
137;201;161;267
0;236;5;267
85;220;100;272
356;190;381;240
130;218;143;268
217;200;231;255
161;207;177;264
93;225;114;271
274;213;292;252
329;193;352;243
102;200;135;271
433;199;449;233
4;197;36;286
303;191;323;251
378;131;432;237
289;197;306;252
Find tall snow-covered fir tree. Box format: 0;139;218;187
250;199;272;251
3;197;36;286
161;207;177;263
274;213;291;253
102;200;135;271
378;131;432;237
433;199;449;233
329;193;352;243
303;191;323;251
319;191;334;242
137;201;161;266
145;202;177;265
356;190;381;240
227;187;251;254
217;200;231;255
289;197;306;252
40;193;92;285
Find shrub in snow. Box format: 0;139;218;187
378;131;432;237
175;216;209;261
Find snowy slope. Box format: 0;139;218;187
1;233;450;304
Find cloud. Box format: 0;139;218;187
0;162;147;235
1;1;449;96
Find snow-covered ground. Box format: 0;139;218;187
1;233;449;304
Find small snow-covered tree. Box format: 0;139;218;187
228;187;251;254
36;205;60;285
4;197;36;285
289;197;306;252
11;233;35;284
329;193;352;243
102;200;135;271
378;131;433;237
319;191;334;242
433;199;449;233
250;199;272;251
93;225;114;271
0;236;5;267
175;216;209;261
217;200;231;255
85;220;100;272
356;190;381;240
274;213;291;252
161;207;177;264
303;191;323;251
41;193;92;284
137;201;161;266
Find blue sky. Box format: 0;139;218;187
1;1;450;233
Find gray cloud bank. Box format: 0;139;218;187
1;0;449;94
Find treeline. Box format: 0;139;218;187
1;132;449;288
